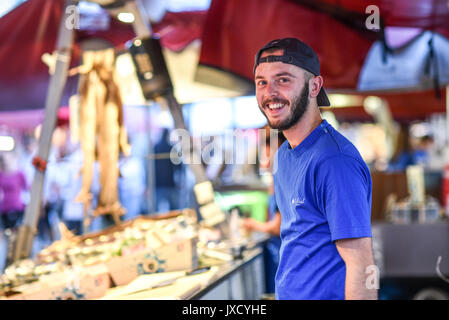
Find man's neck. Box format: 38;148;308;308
282;106;323;149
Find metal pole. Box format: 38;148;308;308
163;94;208;182
146;105;156;213
125;0;151;38
446;85;449;147
12;0;76;262
129;0;208;184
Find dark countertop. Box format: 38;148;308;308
372;221;449;278
185;246;264;300
185;232;269;299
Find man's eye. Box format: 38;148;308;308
257;80;267;86
279;78;289;83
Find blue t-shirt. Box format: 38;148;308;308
273;120;372;300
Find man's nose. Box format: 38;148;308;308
266;80;279;97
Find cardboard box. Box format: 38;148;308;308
7;264;111;300
5;210;198;299
105;237;198;286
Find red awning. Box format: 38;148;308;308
197;0;449;122
312;0;449;35
331;88;447;123
0;0;447;123
199;0;449;87
199;0;373;89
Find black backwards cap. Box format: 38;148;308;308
254;38;330;107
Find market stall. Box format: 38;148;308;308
1;0;449;301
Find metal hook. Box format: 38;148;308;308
436;256;449;284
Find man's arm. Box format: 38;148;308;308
335;237;378;300
242;212;281;236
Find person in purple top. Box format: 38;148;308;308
0;152;28;230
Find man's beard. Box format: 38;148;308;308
261;83;310;131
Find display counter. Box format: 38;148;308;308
1;209;269;300
98;246;265;300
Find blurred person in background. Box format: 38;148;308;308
0;152;28;231
20;132;38;189
42;154;64;242
389;134;434;171
43;127;86;236
32;126;69;241
41;129;73;242
242;126;285;295
154;128;181;213
59;146;84;236
119;136;146;220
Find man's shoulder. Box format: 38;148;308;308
316;126;365;164
315;133;372;186
275;126;366;170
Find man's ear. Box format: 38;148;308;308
309;75;323;99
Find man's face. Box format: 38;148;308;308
255;49;310;130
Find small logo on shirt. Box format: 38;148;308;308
291;197;305;206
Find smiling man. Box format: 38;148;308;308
254;38;378;300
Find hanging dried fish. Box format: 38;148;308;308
72;47;131;226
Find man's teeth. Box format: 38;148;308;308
268;103;284;110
